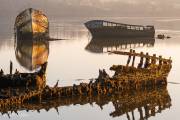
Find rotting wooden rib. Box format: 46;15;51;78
109;49;172;62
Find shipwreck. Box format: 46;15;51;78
0;8;172;119
14;8;49;39
85;20;155;38
0;49;172;107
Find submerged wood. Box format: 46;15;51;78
85;20;155;38
0;62;47;88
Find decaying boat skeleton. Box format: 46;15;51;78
0;49;172;109
0;62;47;88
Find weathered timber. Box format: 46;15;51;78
0;62;47;88
109;49;172;62
14;8;49;39
0;66;170;109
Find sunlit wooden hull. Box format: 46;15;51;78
14;8;49;39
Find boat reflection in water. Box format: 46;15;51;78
15;36;49;71
85;37;155;53
109;88;171;119
0;87;171;120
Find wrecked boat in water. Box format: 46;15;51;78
0;62;47;89
85;20;155;38
0;49;172;108
14;8;49;39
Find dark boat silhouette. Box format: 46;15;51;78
85;37;155;53
85;20;155;38
14;8;49;39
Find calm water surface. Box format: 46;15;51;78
0;17;180;120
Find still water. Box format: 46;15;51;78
0;17;180;120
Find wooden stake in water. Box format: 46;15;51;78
10;61;13;75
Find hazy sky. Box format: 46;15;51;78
1;0;180;18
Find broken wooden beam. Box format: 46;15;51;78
108;49;172;63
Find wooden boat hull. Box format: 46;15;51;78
14;8;49;39
85;20;155;38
